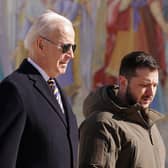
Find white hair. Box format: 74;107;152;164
24;10;72;51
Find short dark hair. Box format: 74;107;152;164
119;51;159;78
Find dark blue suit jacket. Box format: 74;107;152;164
0;59;78;168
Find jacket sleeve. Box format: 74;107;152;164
0;81;26;167
79;119;118;168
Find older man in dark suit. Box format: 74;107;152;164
0;10;78;168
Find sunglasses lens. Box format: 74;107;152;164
62;44;76;53
62;44;70;53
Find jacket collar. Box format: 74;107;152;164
100;85;163;128
18;59;68;127
106;85;164;128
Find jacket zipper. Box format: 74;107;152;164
137;110;154;145
137;111;161;167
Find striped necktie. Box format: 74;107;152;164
47;78;64;113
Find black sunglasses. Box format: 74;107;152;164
40;35;76;53
61;43;76;53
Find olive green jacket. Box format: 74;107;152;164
79;85;165;168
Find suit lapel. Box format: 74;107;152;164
33;77;67;127
19;59;67;127
59;85;78;163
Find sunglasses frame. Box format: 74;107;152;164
39;35;76;53
61;43;76;53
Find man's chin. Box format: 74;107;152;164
59;68;67;75
140;103;150;109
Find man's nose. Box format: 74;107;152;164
68;48;75;59
146;86;155;97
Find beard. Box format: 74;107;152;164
125;85;152;108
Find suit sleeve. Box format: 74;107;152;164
79;119;118;168
0;81;26;167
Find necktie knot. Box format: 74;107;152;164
47;78;64;113
47;78;57;95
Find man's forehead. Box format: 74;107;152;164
133;69;159;82
135;67;158;75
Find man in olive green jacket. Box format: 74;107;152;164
79;51;166;168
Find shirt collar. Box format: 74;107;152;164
27;57;49;82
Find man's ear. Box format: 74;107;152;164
39;42;43;50
37;37;44;51
119;75;128;89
